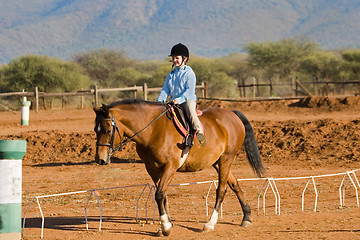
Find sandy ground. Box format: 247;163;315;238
1;96;360;239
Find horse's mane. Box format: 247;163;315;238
107;99;164;109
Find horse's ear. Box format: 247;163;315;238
93;102;100;113
101;104;110;116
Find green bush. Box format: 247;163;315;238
0;55;90;92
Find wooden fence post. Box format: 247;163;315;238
238;81;242;98
269;78;273;97
133;85;137;99
35;87;39;113
325;77;329;96
201;82;205;98
203;81;208;98
295;78;312;96
252;77;256;98
143;83;148;101
242;79;246;97
94;85;99;107
80;88;84;109
291;78;296;97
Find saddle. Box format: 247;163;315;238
167;105;203;146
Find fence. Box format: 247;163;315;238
0;82;208;112
2;78;360;112
238;77;360;98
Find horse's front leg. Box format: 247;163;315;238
155;163;177;236
203;156;233;232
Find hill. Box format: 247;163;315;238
1;0;360;64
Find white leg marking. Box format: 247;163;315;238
160;214;172;232
203;210;219;231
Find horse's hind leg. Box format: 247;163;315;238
226;171;252;227
212;164;252;227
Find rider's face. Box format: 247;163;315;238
172;55;187;68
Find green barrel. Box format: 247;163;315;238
0;140;26;240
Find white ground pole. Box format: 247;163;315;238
22;190;88;238
84;184;155;231
257;170;360;215
22;184;153;238
22;169;360;239
339;170;360;208
136;183;156;224
84;190;102;231
257;177;281;215
205;180;223;219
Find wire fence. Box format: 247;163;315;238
238;77;360;98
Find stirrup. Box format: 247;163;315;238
185;134;194;147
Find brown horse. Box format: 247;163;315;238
93;100;265;236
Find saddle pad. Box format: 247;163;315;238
170;106;203;139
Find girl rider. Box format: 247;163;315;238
157;43;206;146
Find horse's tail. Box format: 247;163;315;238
232;110;265;178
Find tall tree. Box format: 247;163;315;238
244;38;319;80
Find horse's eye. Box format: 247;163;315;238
106;129;111;134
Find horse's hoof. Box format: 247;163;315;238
161;228;171;236
240;220;252;228
161;223;172;236
202;223;215;232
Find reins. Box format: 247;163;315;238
98;104;172;158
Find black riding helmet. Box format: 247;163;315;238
169;43;189;58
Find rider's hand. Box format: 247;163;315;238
172;99;179;105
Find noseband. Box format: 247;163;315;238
96;105;171;159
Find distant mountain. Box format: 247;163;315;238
1;0;360;64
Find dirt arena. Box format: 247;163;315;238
1;96;360;239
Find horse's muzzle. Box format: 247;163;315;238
95;155;111;165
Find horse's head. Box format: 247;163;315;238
93;104;123;165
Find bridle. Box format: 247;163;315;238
95;111;122;158
96;105;171;159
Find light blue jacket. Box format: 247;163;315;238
157;65;197;104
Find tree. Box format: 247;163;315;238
244;38;319;80
137;61;170;88
190;56;238;98
73;49;134;87
0;55;90;92
222;53;260;97
112;67;150;87
300;51;342;81
341;49;360;80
